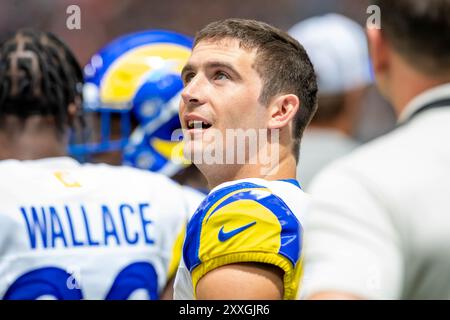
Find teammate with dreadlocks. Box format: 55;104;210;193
0;29;84;158
0;29;202;300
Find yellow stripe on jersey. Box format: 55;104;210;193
192;252;302;299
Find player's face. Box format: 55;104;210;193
179;38;268;163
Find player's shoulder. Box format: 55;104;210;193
0;158;76;177
206;177;304;201
0;159;20;173
0;158;41;170
85;162;206;215
83;160;182;188
192;178;307;220
183;178;304;269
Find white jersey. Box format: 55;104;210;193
302;83;450;299
174;178;309;300
0;157;204;300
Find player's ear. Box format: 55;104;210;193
267;94;299;130
366;27;390;78
67;94;83;128
68;102;77;118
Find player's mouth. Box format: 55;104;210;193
184;114;213;133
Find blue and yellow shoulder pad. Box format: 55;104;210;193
183;181;303;299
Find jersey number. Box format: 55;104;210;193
3;262;159;300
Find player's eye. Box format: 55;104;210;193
183;72;195;85
213;71;230;81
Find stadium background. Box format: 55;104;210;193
0;0;396;144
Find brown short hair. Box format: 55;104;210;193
194;18;318;161
375;0;450;75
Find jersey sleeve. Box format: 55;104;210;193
182;182;303;299
302;164;404;299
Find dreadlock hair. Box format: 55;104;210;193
0;29;84;135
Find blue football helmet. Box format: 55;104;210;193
69;30;192;176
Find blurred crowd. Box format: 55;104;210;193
0;0;396;151
0;0;367;64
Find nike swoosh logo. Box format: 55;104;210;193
218;221;257;242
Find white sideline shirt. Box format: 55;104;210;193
302;83;450;299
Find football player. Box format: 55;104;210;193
173;19;318;299
0;29;202;300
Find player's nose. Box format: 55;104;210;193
181;76;207;108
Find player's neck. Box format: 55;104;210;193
204;154;297;189
0;134;67;160
0;116;67;160
387;52;450;117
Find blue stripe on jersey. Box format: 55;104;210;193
206;187;268;223
255;192;302;266
278;178;302;189
182;181;302;272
